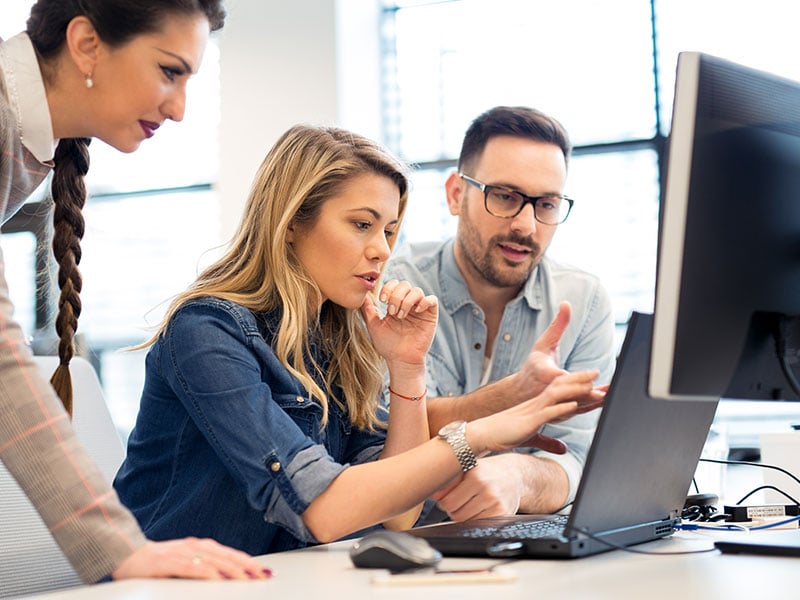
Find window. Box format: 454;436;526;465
380;0;800;448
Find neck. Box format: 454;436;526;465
452;243;522;357
42;56;93;140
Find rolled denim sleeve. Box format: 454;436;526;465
162;302;349;542
264;445;345;542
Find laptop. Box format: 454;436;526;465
409;311;719;558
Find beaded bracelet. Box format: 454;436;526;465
388;386;427;402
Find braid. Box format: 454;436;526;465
49;138;91;416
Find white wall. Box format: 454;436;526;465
217;0;382;242
218;0;338;240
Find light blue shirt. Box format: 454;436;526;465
385;239;616;502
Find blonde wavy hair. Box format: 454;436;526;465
146;125;410;429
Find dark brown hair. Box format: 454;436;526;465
26;0;226;414
458;105;572;174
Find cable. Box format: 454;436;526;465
698;457;800;488
735;485;799;506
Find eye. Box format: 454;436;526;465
490;189;520;204
160;65;183;82
354;221;371;231
384;228;396;239
538;197;561;211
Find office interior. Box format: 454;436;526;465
2;0;800;550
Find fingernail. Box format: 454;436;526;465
262;568;274;577
396;310;404;319
388;304;396;315
380;294;388;302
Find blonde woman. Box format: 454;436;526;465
114;125;601;555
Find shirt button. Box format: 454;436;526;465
270;462;281;472
473;343;482;350
503;333;512;342
296;396;304;403
472;308;479;316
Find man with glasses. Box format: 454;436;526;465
385;105;615;521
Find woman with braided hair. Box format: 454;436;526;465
0;0;270;584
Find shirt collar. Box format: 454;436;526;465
0;33;57;164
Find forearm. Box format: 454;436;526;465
380;366;429;457
379;370;430;530
0;347;146;582
511;453;570;514
427;370;538;433
303;437;462;542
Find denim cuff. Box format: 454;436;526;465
263;444;347;543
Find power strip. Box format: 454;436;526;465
724;504;800;522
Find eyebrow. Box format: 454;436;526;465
491;181;562;197
155;48;195;74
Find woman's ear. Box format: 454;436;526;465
64;16;101;78
286;222;295;243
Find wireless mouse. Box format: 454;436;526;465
349;530;442;572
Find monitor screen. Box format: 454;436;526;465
650;51;800;402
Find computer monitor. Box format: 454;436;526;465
649;51;800;402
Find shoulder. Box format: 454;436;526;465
537;256;613;323
540;256;608;297
169;297;262;338
385;240;449;286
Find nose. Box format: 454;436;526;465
509;201;537;235
368;232;392;263
163;84;188;122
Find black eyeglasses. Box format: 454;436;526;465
459;173;574;225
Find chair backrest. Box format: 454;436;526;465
0;356;125;599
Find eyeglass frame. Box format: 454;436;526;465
459;173;574;225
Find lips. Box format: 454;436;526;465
498;242;532;261
139;120;160;139
356;271;380;291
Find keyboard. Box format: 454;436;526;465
458;515;569;539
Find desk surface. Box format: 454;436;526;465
27;528;798;600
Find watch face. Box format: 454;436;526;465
439;420;466;437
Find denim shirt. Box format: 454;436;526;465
385;240;616;501
113;298;386;556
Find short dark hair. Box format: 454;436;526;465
458;106;572;173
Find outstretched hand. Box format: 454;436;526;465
360;279;438;368
513;301;572;399
111;538;272;581
470;370;602;456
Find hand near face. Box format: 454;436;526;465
111;538;271;581
360;279;438;367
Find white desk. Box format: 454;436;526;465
25;528;798;600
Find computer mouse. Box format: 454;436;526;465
349;530;442;571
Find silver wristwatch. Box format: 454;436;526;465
437;420;478;472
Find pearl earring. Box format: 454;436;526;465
85;73;94;89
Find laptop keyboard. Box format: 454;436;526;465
459;515;569;539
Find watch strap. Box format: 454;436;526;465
442;427;478;472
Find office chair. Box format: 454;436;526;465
0;356;125;599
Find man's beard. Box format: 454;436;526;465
457;217;542;289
